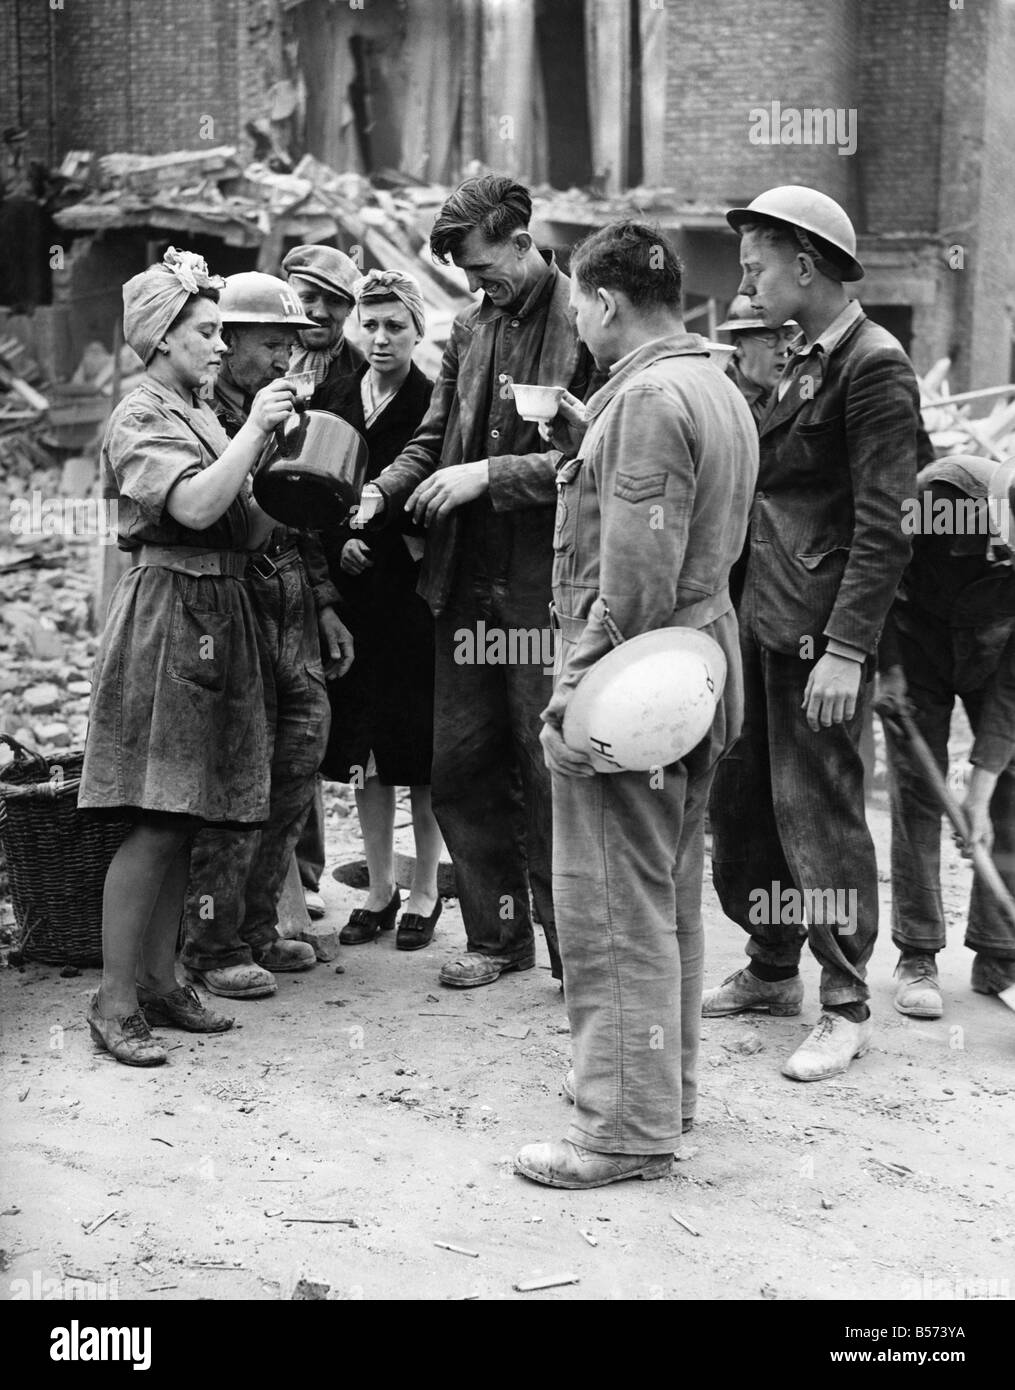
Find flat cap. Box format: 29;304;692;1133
282;244;360;305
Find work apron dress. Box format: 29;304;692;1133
78;378;271;825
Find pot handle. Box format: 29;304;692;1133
274;411;308;458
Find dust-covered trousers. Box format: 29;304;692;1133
710;626;878;1005
181;552;330;970
432;573;561;977
886;645;1015;960
553;751;713;1154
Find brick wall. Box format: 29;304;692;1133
662;0;859;213
857;0;948;234
963;0;1015;389
1;0;281;162
1;0;59;165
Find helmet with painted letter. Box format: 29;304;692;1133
217;271;315;327
726;185;864;282
562;627;727;773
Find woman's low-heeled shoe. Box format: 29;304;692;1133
340;888;401;945
87;995;167;1067
395;899;442;951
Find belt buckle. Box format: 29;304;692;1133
248;552;278;581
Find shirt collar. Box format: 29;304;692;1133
585;331;711;419
475;251;556;324
607;331;708;377
796;298;863;358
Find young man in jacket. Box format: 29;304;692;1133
705;186;921;1081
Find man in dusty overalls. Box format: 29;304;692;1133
181;272;354;999
514;222;758;1188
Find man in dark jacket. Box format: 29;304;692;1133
879;456;1015;1017
705;186;920;1081
354;176;595;988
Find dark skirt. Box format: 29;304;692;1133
79;566;271;823
321;558;435;786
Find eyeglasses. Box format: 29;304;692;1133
744;330;797;349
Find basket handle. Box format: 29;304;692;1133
0;732;50;776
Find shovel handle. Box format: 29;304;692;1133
876;697;1015;929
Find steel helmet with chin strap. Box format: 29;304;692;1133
726;185;864;282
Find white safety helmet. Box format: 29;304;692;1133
563;628;727;773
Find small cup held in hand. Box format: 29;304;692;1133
350;484;385;530
511;383;566;423
283;370;316;407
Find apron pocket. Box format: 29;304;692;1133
166;597;233;692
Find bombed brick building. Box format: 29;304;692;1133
2;0;1013;390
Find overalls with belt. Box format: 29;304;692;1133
543;334;758;1155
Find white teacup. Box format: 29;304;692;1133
511;383;566;423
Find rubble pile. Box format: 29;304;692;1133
920;358;1015;460
54;148;474;376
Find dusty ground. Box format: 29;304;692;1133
2;778;1013;1305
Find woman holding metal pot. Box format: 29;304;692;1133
318;269;443;951
78;247;296;1066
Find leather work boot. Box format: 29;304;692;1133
782;1013;873;1082
562;1068;693;1133
254;939;316;972
514;1138;674;1189
137;982;234;1033
893;951;942;1019
702;967;803;1017
439;952;535;988
185;962;277;999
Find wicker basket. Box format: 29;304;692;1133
0;733;131;965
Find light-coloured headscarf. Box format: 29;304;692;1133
122;247;225;364
353;269;426;338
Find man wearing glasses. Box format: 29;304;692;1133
716;294;798;427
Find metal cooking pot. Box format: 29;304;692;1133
252;409;369;529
